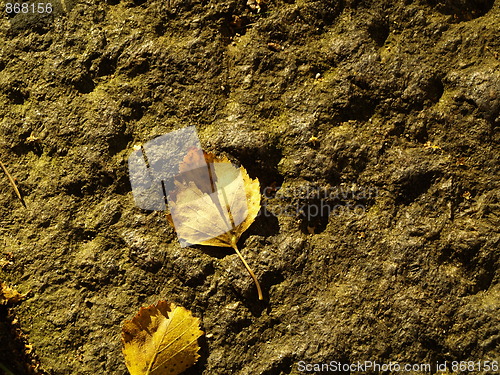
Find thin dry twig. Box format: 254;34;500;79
0;160;26;208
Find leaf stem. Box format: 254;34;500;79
231;237;263;300
0;160;26;208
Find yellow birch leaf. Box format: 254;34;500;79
0;259;12;268
167;149;263;299
0;282;25;305
122;301;203;375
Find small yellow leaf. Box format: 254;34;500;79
0;282;25;305
167;148;263;299
0;259;12;268
122;301;203;375
169;151;260;248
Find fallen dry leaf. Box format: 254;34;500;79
167;148;263;299
0;282;25;305
0;259;12;268
122;301;203;375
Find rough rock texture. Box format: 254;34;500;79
0;0;498;374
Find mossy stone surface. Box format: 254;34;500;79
0;0;498;373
